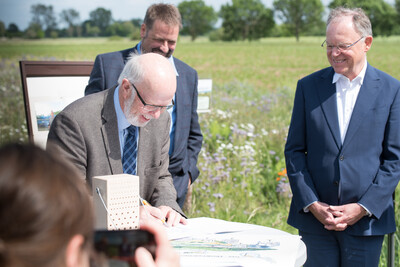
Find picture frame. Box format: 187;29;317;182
20;60;94;148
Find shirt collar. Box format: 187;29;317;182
137;41;179;77
332;58;368;86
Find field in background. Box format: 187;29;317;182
1;36;399;266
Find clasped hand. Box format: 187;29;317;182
309;201;366;231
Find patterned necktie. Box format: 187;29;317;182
122;125;137;175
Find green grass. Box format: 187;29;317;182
1;36;400;266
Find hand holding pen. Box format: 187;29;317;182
139;197;187;227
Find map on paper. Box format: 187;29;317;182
172;236;279;251
166;217;302;267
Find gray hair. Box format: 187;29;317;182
327;7;372;37
117;53;145;85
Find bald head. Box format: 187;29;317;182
118;53;176;127
139;53;176;101
118;53;176;102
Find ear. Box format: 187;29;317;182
119;79;132;111
364;36;373;52
120;79;132;98
140;24;146;39
65;235;85;267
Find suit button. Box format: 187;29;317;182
339;155;344;161
334;181;339;185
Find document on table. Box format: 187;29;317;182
166;217;301;267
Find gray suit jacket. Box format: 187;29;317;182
47;86;183;214
85;45;203;207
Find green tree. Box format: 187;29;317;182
328;0;397;36
0;21;5;37
273;0;324;41
219;0;275;41
5;23;22;38
60;9;80;37
106;21;136;37
396;0;400;19
82;20;100;37
131;19;142;28
178;0;217;41
25;22;45;39
89;7;112;36
30;4;57;37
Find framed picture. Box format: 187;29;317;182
20;60;94;148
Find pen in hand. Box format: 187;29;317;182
139;196;169;227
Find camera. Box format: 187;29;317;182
90;229;156;267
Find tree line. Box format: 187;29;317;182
1;0;400;42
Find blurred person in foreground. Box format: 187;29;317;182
48;53;186;227
85;3;203;208
0;143;179;267
284;6;400;267
0;142;93;267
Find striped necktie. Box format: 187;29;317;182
122;125;137;175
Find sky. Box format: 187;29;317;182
0;0;305;30
1;0;394;30
0;0;268;30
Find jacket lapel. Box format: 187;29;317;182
317;67;342;149
342;64;381;149
101;85;123;174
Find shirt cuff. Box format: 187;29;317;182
303;201;318;213
358;203;372;217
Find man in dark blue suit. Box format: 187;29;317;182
85;3;203;208
284;7;400;267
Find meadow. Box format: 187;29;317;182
1;36;400;266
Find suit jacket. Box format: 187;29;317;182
47;86;183;214
85;46;203;204
284;63;400;236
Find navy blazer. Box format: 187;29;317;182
284;63;400;236
85;46;203;205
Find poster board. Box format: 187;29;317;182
20;61;94;148
197;78;212;113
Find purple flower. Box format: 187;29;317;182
213;193;224;199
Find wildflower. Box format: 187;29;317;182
207;202;215;212
278;168;287;176
213;193;224;199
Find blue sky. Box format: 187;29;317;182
2;0;392;30
0;0;269;30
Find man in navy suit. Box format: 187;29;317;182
85;3;203;208
285;7;400;267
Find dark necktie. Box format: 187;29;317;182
122;125;137;175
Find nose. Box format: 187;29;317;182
331;47;342;56
148;109;162;119
160;41;169;53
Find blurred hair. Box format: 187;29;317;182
143;3;182;31
0;143;93;267
327;6;373;37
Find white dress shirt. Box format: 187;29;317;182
333;59;367;144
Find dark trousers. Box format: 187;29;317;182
300;230;384;267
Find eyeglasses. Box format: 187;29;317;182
130;82;174;112
321;36;364;52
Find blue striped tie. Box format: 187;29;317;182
122;125;137;175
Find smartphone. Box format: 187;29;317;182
90;229;156;267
